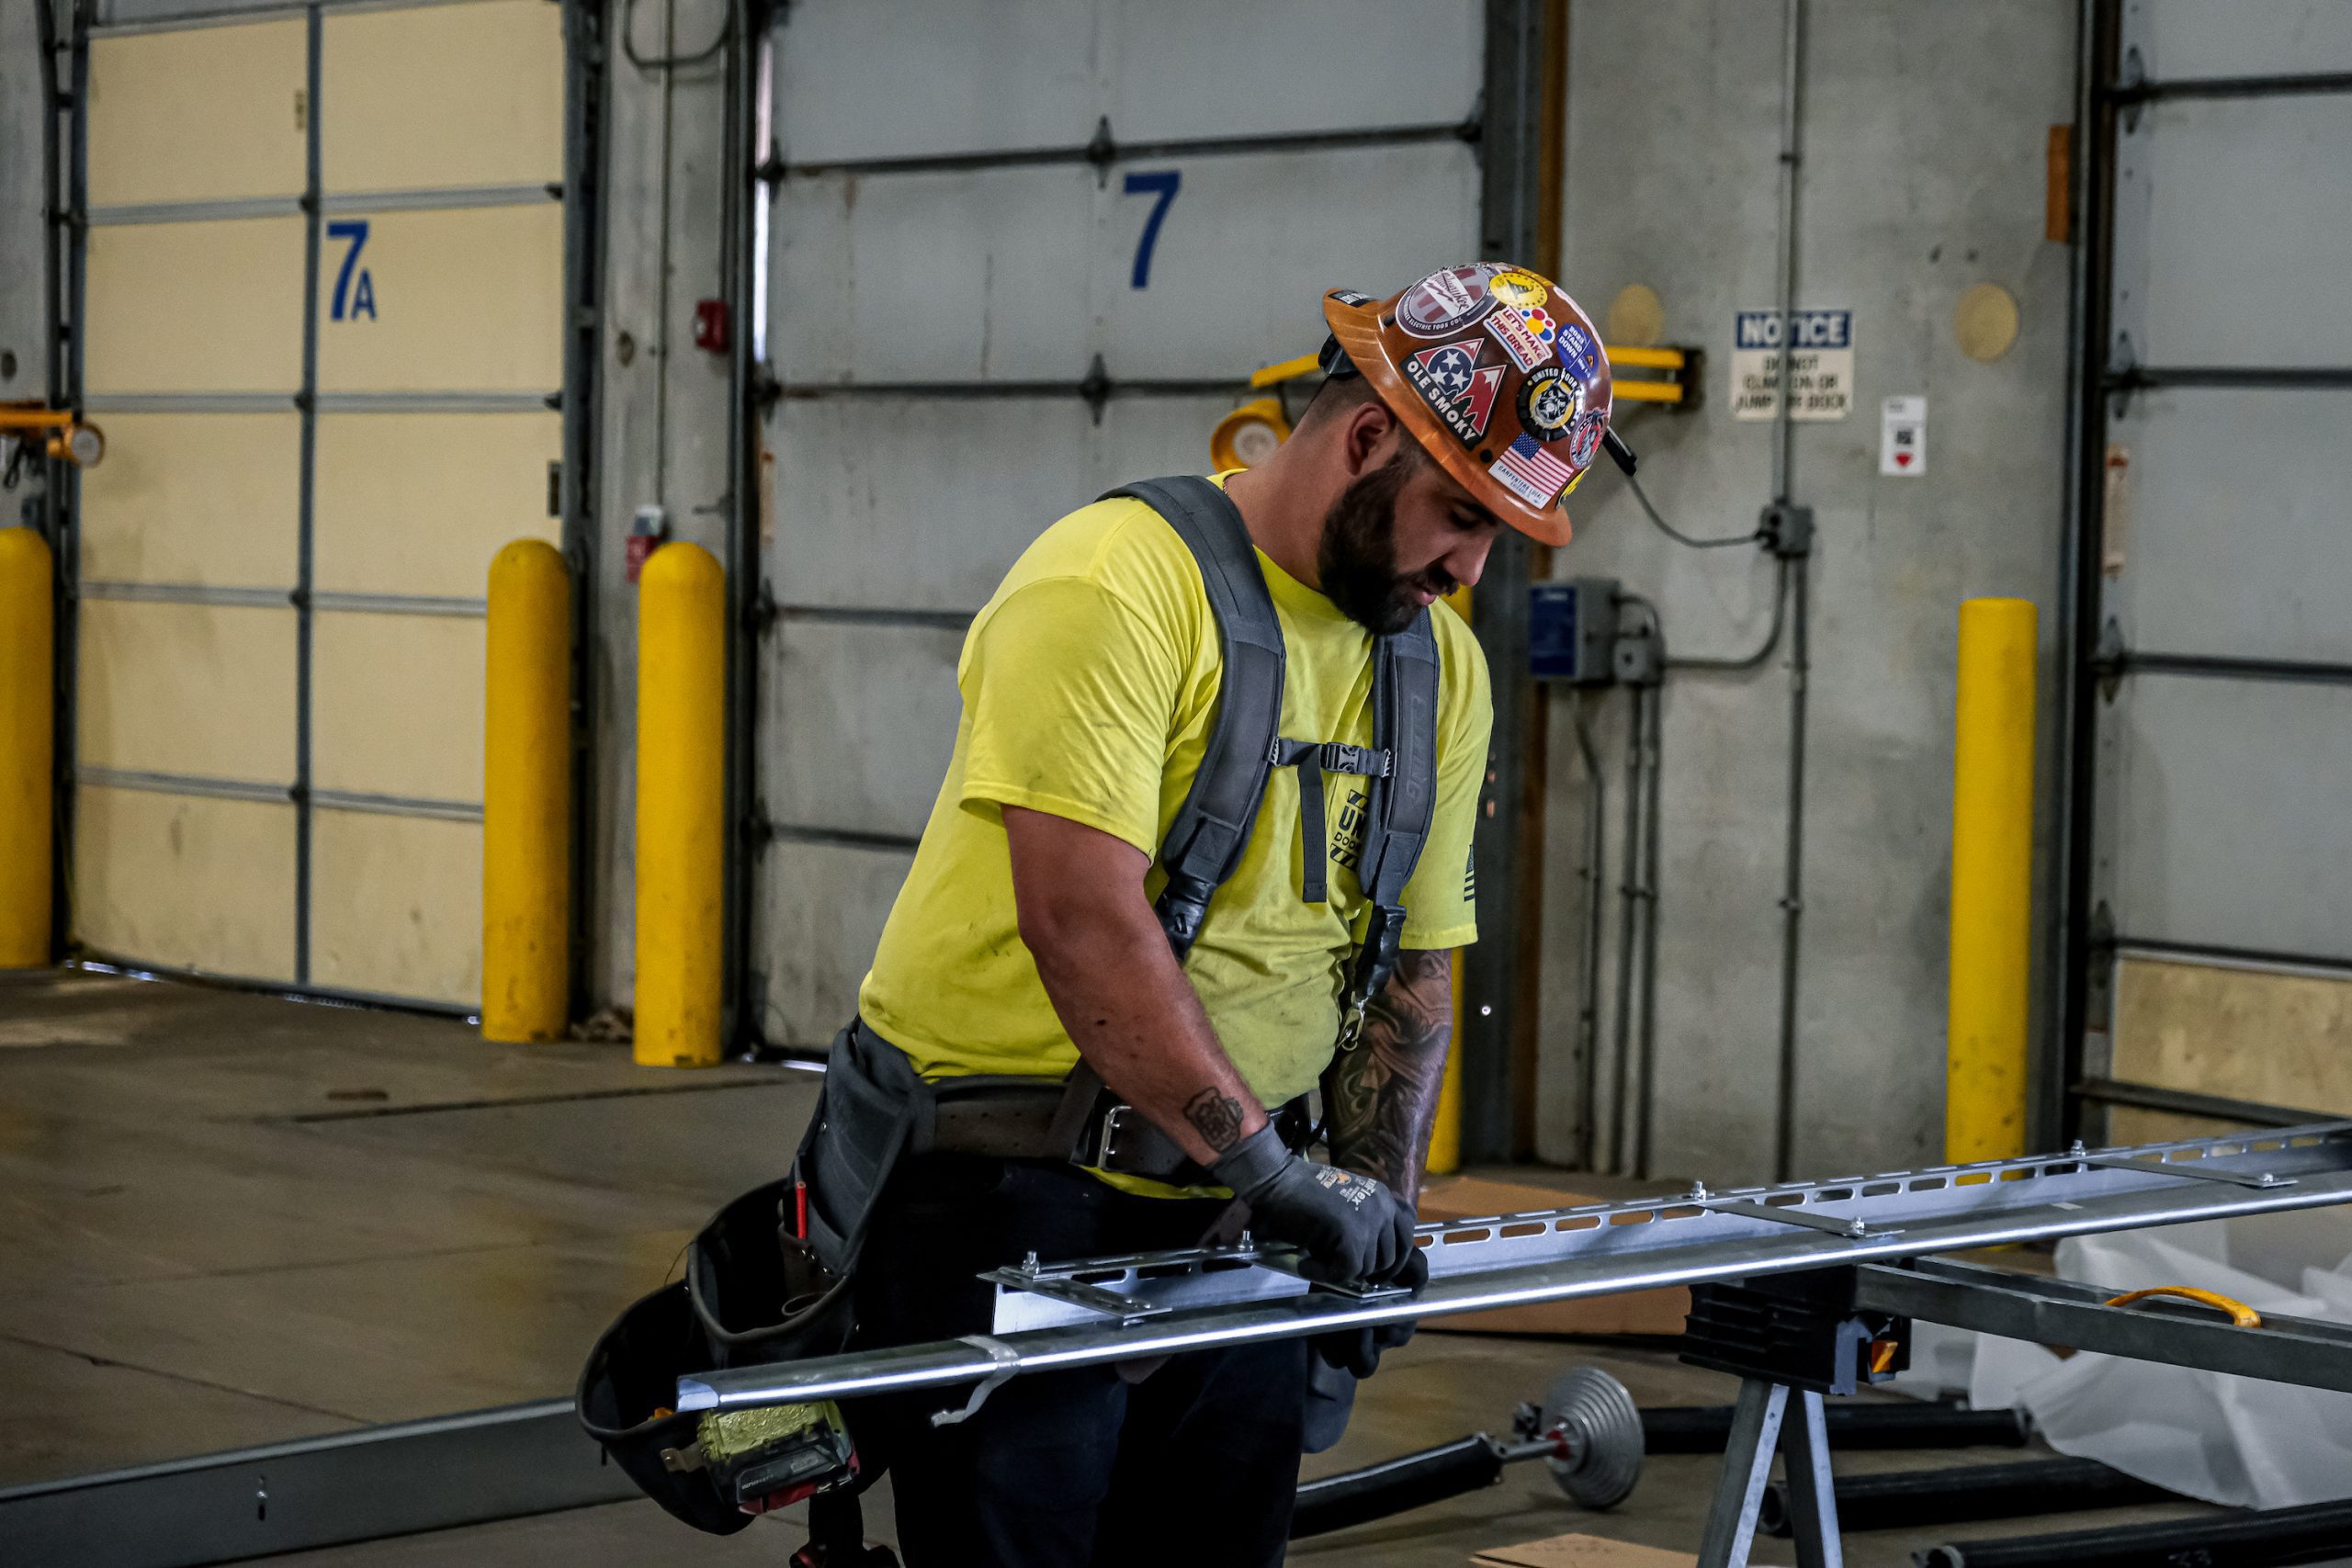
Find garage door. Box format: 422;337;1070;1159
747;0;1493;1045
2067;0;2352;1135
71;0;573;1009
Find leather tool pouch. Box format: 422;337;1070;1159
577;1021;900;1534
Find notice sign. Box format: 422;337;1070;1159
1731;309;1853;421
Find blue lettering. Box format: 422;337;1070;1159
351;270;376;321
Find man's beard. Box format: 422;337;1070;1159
1316;448;1456;635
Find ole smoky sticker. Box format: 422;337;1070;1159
1403;338;1505;445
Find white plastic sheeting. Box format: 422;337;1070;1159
1894;1212;2352;1508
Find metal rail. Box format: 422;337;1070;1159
772;115;1479;181
678;1121;2352;1415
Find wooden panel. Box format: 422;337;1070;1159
2109;955;2352;1140
76;601;296;781
86;18;306;207
322;0;563;193
313;412;561;598
313;205;562;393
84;218;306;395
72;787;295;982
310;612;484;803
309;810;480;1006
75;413;300;587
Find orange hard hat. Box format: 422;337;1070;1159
1322;264;1611;547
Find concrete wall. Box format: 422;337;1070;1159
1538;0;2077;1181
588;0;737;1012
0;4;52;412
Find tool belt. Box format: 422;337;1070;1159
816;1017;1314;1239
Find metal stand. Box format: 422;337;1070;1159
1684;1268;1906;1567
1695;1379;1841;1568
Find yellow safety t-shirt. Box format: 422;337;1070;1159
857;479;1493;1124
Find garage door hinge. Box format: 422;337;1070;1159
2091;618;2127;703
743;801;775;854
751;581;778;637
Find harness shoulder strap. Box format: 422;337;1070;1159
1343;610;1442;1022
1098;476;1286;962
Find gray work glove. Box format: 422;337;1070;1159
1211;1124;1418;1287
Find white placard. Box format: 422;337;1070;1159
1730;309;1854;422
1880;395;1927;476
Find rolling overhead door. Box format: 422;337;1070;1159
2068;0;2352;1135
72;0;574;1009
749;0;1490;1046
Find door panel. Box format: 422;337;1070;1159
84;218;306;393
322;0;564;192
76;601;297;782
75;413;300;586
768;396;1238;611
762;622;964;840
85;18;306;207
73;787;298;981
313;204;564;393
311;613;486;803
2103;388;2352;663
309;810;482;1004
312;412;561;598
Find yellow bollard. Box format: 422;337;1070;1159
482;540;572;1043
0;528;52;968
1946;598;2038;1161
636;541;726;1067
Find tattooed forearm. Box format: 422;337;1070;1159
1185;1087;1248;1152
1324;948;1454;1206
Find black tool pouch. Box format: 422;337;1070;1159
577;1021;910;1535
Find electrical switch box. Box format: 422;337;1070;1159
1528;578;1620;685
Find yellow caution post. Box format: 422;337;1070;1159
1947;598;2038;1161
636;541;726;1067
482;540;572;1043
0;528;51;968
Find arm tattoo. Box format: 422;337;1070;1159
1324;948;1454;1206
1184;1087;1247;1152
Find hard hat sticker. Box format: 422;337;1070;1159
1485;305;1551;372
1403;339;1505;445
1556;321;1601;384
1396;265;1500;340
1493;433;1574;508
1518;367;1581;442
1328;288;1375;308
1567;407;1608;470
1487;269;1547;310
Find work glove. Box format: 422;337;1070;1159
1210;1124;1418;1287
1313;1247;1429;1376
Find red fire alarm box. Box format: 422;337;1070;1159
694;299;729;354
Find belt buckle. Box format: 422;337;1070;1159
1095;1104;1134;1169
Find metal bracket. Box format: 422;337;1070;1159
2084;1154;2290;1190
1705;1199;1898;1241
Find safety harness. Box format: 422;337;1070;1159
1115;475;1442;1033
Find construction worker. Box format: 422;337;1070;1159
812;265;1612;1566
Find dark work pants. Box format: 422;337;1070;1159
850;1153;1307;1568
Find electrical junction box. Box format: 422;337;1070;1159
1528;578;1620;684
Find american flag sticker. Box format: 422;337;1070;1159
1493;433;1573;506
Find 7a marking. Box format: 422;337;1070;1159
326;220;377;321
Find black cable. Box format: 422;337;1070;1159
621;0;731;72
1623;468;1760;550
1669;558;1792;672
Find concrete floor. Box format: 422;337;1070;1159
1;969;2233;1565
